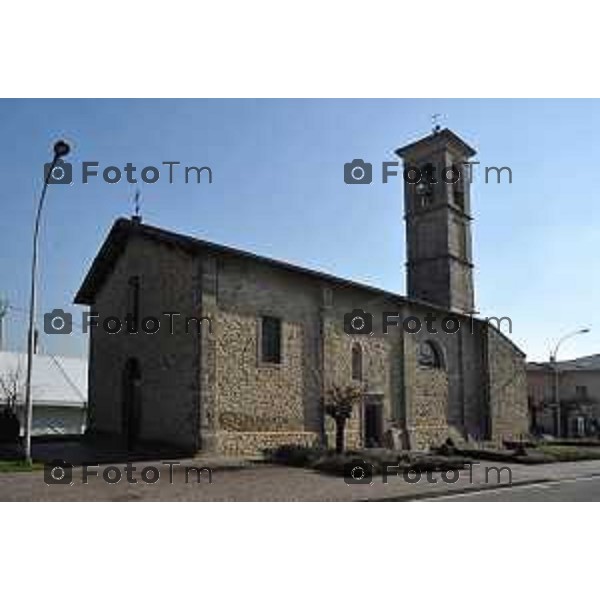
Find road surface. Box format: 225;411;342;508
429;474;600;501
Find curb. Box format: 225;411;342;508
361;478;553;502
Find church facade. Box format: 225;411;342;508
75;129;528;455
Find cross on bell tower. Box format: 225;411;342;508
131;188;142;224
395;128;476;314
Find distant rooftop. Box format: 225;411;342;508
528;354;600;372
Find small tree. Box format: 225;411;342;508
0;368;20;414
0;367;21;443
324;383;363;453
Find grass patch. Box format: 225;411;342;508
450;444;600;464
535;445;600;462
0;460;43;473
538;438;600;448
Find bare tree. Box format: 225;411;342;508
0;366;21;414
324;383;364;453
0;366;21;443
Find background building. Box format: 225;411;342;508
0;351;87;436
527;355;600;437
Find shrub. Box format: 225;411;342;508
312;449;469;477
264;444;470;477
408;454;469;472
263;444;321;467
451;447;520;462
503;439;537;452
311;453;352;476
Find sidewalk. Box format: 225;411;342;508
3;457;600;501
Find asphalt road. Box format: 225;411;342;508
429;474;600;501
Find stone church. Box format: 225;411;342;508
75;128;528;455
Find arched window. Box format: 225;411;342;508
352;344;363;381
417;340;444;369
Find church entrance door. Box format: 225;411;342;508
364;399;383;448
121;358;142;451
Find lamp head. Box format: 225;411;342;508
580;328;591;334
416;181;429;196
53;140;70;159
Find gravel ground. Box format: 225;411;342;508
3;457;600;501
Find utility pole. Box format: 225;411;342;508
23;140;70;464
0;297;8;352
550;327;590;438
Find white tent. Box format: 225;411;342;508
0;351;87;435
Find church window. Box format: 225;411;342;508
261;316;282;364
352;344;363;381
417;340;444;369
127;276;140;325
454;165;465;209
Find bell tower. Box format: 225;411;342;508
396;128;476;313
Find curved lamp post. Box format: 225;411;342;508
550;327;590;438
23;140;70;463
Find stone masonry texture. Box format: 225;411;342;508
82;222;529;456
79;130;527;456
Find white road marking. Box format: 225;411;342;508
421;473;600;501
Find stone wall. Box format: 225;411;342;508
85;225;529;457
205;256;403;455
205;253;323;455
411;366;449;450
321;290;397;451
400;307;450;450
88;232;200;452
486;325;528;442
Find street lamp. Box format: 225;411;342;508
23;140;71;463
550;327;590;438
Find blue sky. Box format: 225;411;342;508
0;99;598;362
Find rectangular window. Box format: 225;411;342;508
128;276;140;325
261;316;282;364
576;385;588;398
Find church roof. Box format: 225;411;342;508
395;128;476;159
74;217;418;307
73;217;524;357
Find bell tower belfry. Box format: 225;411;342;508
395;128;476;314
